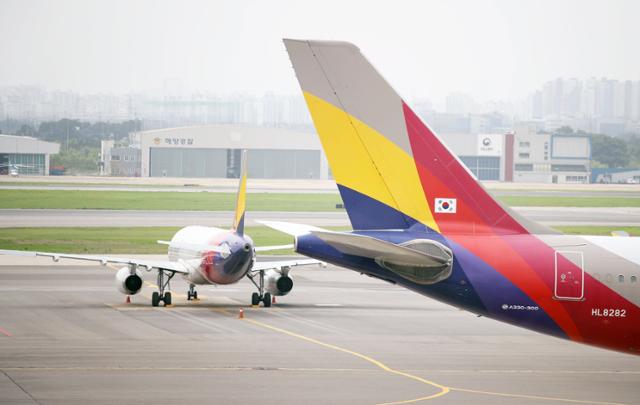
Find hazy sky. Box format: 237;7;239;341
1;0;639;102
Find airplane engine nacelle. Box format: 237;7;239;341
264;269;293;296
115;266;144;295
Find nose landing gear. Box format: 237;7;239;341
187;283;198;300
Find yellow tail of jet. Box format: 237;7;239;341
232;150;248;235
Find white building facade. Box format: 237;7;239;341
0;134;60;175
135;125;328;179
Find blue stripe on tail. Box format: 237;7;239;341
337;184;418;230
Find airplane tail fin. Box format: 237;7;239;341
284;39;555;236
232;150;248;236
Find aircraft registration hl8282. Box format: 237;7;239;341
266;39;640;355
0;150;320;307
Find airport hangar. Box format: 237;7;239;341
120;124;591;183
0;134;60;175
133;125;330;179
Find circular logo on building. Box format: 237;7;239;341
153;137;161;145
482;137;492;146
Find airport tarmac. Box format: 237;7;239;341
0;260;638;405
1;207;640;228
0;258;640;405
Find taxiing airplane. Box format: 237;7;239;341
267;39;640;355
0;151;319;307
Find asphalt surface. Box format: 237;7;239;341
1;207;639;227
0;261;638;405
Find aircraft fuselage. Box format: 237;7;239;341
295;230;640;355
168;225;255;285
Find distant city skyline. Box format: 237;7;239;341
2;74;639;113
2;74;639;137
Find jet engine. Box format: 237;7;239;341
115;266;144;295
264;269;293;296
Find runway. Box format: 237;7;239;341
0;261;638;405
1;207;640;227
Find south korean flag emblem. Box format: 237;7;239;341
435;198;457;213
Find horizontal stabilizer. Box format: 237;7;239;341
157;240;230;256
258;221;328;237
311;231;450;267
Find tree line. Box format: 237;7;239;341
0;118;141;174
557;126;640;168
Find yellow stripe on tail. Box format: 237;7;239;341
303;91;439;232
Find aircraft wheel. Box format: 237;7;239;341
164;292;172;306
263;293;272;308
152;292;160;307
251;292;260;306
187;291;192;300
193;291;198;300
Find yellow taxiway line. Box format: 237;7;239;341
218;308;626;405
215;308;449;403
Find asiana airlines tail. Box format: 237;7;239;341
264;39;640;355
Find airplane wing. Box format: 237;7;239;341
259;220;452;267
0;249;191;274
251;258;322;272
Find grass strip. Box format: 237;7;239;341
1;189;640;210
0;226;636;256
553;226;640;236
0;190;343;211
499;196;640;207
0;226;350;255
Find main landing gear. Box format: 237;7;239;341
187;283;198;301
247;269;271;307
152;269;175;307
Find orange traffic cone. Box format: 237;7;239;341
272;296;276;305
125;295;131;304
238;308;244;319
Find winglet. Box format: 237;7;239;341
233;150;248;236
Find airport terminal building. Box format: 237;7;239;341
510;125;591;184
0;134;60;175
439;128;590;183
130;125;327;179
